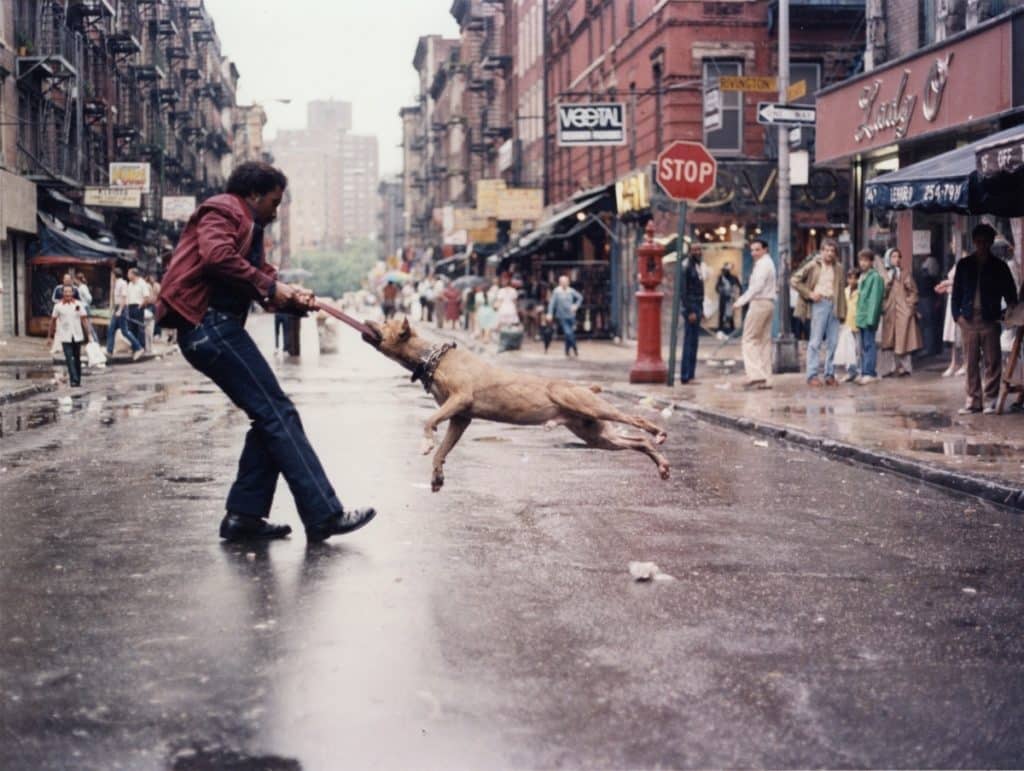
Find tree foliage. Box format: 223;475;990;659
292;239;379;299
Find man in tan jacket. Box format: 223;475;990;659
791;239;847;386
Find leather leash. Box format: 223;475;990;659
312;301;375;339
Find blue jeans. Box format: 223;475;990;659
61;341;82;386
557;315;577;354
680;317;700;382
807;299;840;381
859;324;878;377
106;311;142;353
274;313;287;350
179;310;342;527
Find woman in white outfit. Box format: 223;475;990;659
935;258;964;377
495;279;520;329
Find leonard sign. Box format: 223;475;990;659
655;141;717;203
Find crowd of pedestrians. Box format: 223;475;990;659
399;272;585;357
46;265;170;388
683;223;1020;415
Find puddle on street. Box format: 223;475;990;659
2;366;56;382
0;383;173;439
907;438;1022;459
896;412;956;430
769;403;956;431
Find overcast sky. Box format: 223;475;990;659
203;0;458;177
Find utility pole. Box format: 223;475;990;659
773;0;800;372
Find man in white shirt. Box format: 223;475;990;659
47;285;89;387
125;268;150;355
107;267;143;357
735;238;777;388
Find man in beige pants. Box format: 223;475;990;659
735;238;777;389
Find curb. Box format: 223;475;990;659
0;351;172;368
605;387;1024;512
0;382;57;406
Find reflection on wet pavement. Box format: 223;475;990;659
907;438;1023;459
0;381;172;441
2;315;1023;769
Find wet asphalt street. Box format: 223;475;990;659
1;316;1023;770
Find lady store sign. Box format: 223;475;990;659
853;53;952;144
816;17;1017;164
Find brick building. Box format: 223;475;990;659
269;99;380;255
397;1;870;339
401;34;459;252
525;0;864;338
377;175;405;261
504;0;545;190
817;1;1024;356
400;9;545;275
3;0;242;337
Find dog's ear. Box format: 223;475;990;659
399;317;411;341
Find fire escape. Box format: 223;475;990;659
478;5;512;146
189;5;231;198
72;0;117;187
464;9;491;173
15;1;85;187
164;2;197;195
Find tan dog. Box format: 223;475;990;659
363;317;670;491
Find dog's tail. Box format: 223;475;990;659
588;384;602;394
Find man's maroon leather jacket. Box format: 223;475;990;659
156;193;277;327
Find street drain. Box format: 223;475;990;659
165;475;215;483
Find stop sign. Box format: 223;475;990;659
656;141;717;202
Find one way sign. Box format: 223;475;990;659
757;102;816;126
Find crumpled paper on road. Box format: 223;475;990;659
629;561;675;582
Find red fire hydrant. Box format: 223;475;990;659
629;222;667;384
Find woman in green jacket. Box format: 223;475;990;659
855;249;885;383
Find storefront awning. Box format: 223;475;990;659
517;193;606;250
433;254;466;274
976;125;1024;178
35;212;134;261
864;125;1024;217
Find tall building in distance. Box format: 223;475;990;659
270;99;379;255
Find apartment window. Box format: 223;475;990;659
703;59;743;154
790;62;821;107
627;0;636;28
921;0;935;45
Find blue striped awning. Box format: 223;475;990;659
864;125;1024;217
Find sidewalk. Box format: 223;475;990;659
0;334;174;403
422;322;1024;510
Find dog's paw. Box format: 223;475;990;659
431;474;444;492
420;437;436;456
659;463;671;480
543;419;559;432
655;430;668;445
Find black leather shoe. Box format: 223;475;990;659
306;507;377;543
219;513;292;542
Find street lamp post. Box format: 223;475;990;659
772;0;801;373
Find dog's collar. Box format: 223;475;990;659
410;342;456;391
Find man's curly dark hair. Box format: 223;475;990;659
226;161;288;197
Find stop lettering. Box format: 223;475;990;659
656;141;718;202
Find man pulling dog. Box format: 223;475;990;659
157;161;376;543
